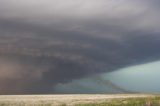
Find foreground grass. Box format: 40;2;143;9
0;96;160;106
76;97;160;106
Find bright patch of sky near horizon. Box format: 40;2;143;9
55;61;160;93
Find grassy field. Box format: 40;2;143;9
76;97;160;106
0;94;159;106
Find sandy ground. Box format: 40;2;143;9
0;94;157;106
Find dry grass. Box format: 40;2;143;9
0;94;158;106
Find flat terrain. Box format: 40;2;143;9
0;94;158;106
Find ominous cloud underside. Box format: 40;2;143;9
0;0;160;94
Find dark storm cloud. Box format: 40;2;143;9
0;0;160;94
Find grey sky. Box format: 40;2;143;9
0;0;160;94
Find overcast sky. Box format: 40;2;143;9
0;0;160;94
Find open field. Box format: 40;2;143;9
0;94;159;106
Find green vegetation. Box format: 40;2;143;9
0;97;160;106
76;97;160;106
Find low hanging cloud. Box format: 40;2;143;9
54;60;160;93
0;0;160;94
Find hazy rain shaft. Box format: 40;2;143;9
0;0;160;94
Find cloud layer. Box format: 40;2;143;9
55;60;160;93
0;0;160;94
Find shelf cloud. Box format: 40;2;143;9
0;0;160;94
